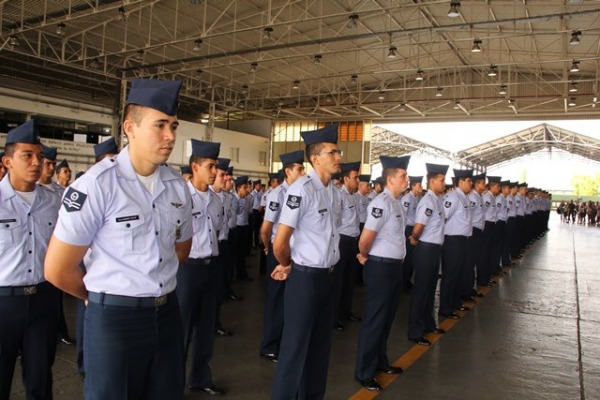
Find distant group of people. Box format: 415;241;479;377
557;200;600;225
1;77;553;400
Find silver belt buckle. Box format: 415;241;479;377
328;265;335;274
154;295;167;307
23;286;38;295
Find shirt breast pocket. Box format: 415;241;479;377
0;217;22;251
163;210;185;243
33;215;57;242
112;215;146;254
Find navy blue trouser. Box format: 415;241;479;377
478;222;495;285
503;217;516;265
408;242;442;340
333;234;359;323
462;227;482;298
0;282;60;400
355;257;403;380
440;235;468;314
83;291;184;400
271;264;335;400
177;258;218;388
492;221;507;275
260;244;286;356
403;225;415;289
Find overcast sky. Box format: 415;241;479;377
375;119;600;192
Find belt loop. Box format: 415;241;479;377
99;292;105;306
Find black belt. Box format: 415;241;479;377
368;255;403;264
417;241;442;248
0;284;39;296
88;291;171;308
340;234;359;241
188;257;214;266
292;263;334;274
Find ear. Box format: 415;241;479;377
123;119;135;139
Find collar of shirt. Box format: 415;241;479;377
308;169;328;192
114;145;179;185
0;173;17;202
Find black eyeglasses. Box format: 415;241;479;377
320;149;343;157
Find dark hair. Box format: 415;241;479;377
340;170;353;180
189;155;211;168
4;143;16;158
235;182;246;191
305;143;325;166
427;172;442;183
381;168;396;186
123;104;147;126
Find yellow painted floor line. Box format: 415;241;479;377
347;267;509;400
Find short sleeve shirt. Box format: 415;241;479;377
188;182;222;259
415;189;445;245
443;188;473;236
364;188;406;260
338;186;360;237
263;181;289;243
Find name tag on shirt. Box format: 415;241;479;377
116;215;140;223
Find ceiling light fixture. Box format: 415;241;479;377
292;80;300;89
347;14;359;29
487;65;498;77
569;82;578;93
400;103;406;111
453;101;460;110
135;49;144;60
250;62;258;72
313;54;322;65
387;45;398;59
378;91;385;100
507;99;516;108
448;1;461;18
196;69;203;76
9;35;19;48
568;97;577;107
193;39;202;51
117;6;126;21
471;39;482;53
241;85;248;94
499;85;507;95
325;94;333;103
570;30;581;45
570;60;580;72
89;58;100;69
351;74;358;84
415;69;424;81
56;22;66;36
263;27;274;40
436;87;443;97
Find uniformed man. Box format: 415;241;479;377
356;174;371;230
250;179;263;248
495;180;511;273
401;175;423;291
259;150;305;363
212;157;234;337
181;165;192;181
55;159;71;188
439;169;473;320
355;155;410;392
223;166;241;300
270;124;341;400
233;176;253;282
333;161;362;331
463;173;486;301
45;78;193;399
480;176;502;286
94;137;119;162
0;119;61;400
0;151;6;180
514;182;528;258
331;173;342;189
370;177;383;198
258;173;281;276
407;163;448;346
178;139;225;395
505;182;518;265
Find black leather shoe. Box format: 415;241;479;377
58;336;76;345
187;385;224;395
356;377;382;391
457;306;470;311
348;314;362;322
475;292;485;297
377;365;403;374
428;327;445;334
260;353;278;363
334;322;345;331
216;328;232;337
228;293;243;301
440;313;460;319
410;337;431;346
462;298;475;304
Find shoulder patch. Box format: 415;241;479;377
269;201;280;211
444;201;452;208
403;201;410;208
371;207;383;218
286;195;301;210
62;187;87;212
485;201;491;206
425;208;433;217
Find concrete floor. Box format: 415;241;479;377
10;213;600;399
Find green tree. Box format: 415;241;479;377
571;173;600;196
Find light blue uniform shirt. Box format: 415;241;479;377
52;146;193;297
468;190;485;231
278;169;340;269
364;188;406;260
251;189;262;210
514;193;525;217
401;191;419;226
211;188;229;241
338;186;360;238
507;194;517;218
263;181;289;243
260;187;273;208
235;194;250;226
188;182;222;259
355;192;369;224
496;194;509;221
483;191;497;222
443;188;472;237
0;177;58;286
415;189;445;245
367;191;377;202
